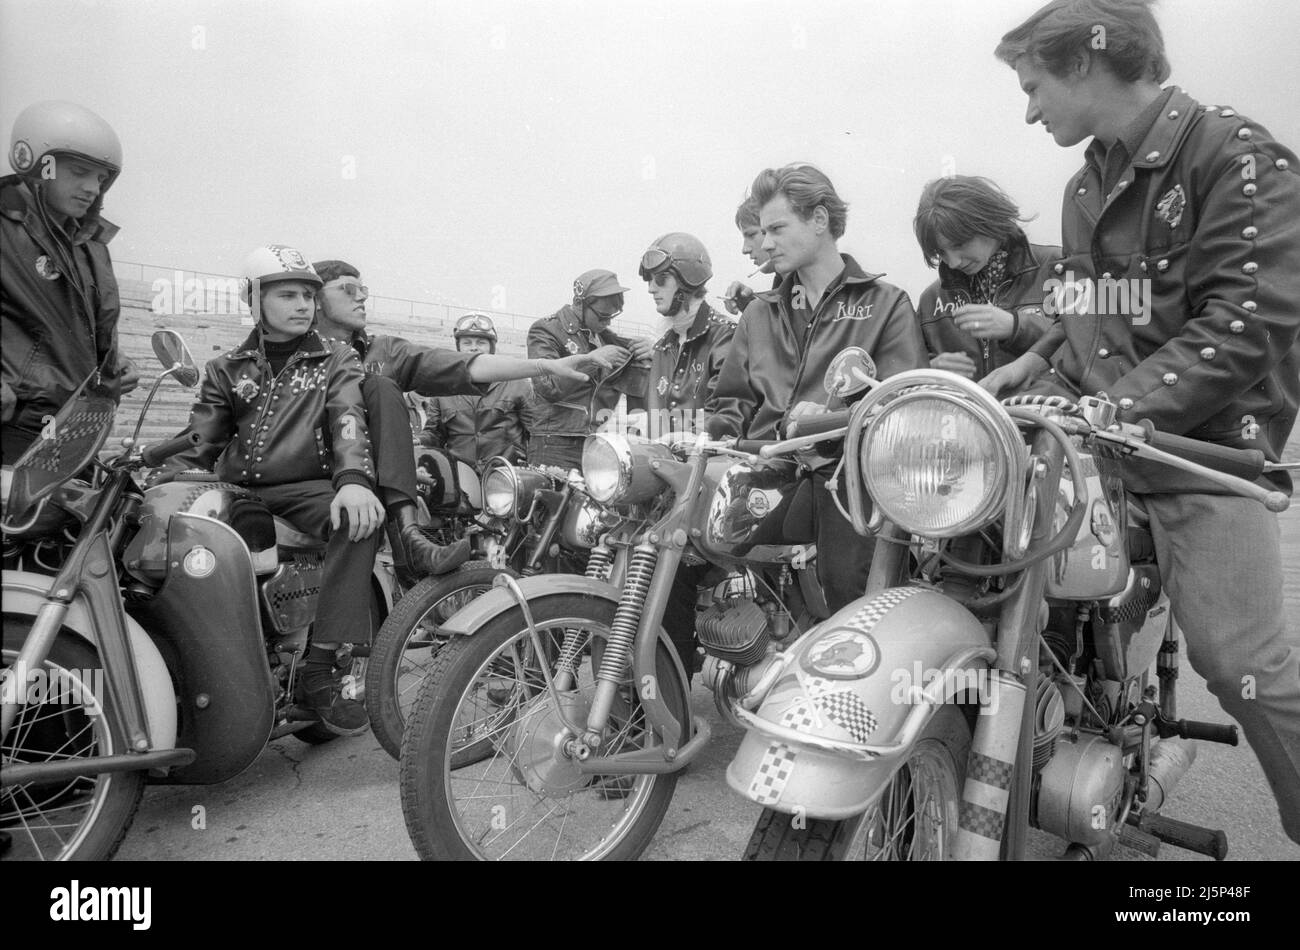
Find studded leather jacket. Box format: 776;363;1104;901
644;302;735;435
165;328;375;489
916;231;1061;378
708;254;928;441
1025;87;1300;493
526;305;649;437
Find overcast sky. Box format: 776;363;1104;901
3;0;1298;330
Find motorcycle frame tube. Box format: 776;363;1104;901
952;427;1065;859
2;571;178;752
136;512;276;784
522;484;571;574
1;468;152;749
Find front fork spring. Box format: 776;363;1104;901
585;542;615;581
595;543;657;686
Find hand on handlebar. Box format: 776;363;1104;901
980;352;1048;396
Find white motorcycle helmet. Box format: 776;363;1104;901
8;100;123;186
240;245;322;323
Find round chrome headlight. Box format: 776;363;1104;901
581;433;672;506
858;378;1022;537
482;464;516;517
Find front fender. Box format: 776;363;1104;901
2;571;178;751
439;573;623;636
727;586;992;819
438;572;693;738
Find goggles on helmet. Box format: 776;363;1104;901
639;247;673;277
456;314;495;335
586;295;623;319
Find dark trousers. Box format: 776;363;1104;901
251;480;380;646
361;375;418;507
528;434;585;472
811;471;874;614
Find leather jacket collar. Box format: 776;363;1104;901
230;327;332;363
754;253;884;307
0;174;118;246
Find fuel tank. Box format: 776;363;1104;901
697;457;812;565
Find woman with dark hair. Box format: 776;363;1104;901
913;175;1060;381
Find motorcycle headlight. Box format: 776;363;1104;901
581;433;672;506
483;465;516;517
482;459;552;520
857;374;1024;538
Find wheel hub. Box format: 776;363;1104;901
501;690;592;797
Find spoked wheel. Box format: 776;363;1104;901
399;593;689;861
1;618;146;861
366;563;504;759
743;706;970;861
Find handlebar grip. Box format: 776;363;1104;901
1138;421;1266;481
1175;719;1239;746
789;408;853;438
141;431;202;468
735;439;777;454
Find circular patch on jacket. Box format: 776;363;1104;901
34;255;61;281
746;488;771;518
802;629;880;680
565;339;579;354
11;140;34;172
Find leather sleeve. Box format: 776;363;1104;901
155;361;236;481
705;308;757;438
527;322;586;403
374;336;483;397
324;347;375;486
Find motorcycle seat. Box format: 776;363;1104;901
274;518;326;555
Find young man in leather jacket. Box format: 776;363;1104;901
161;246;384;734
708;164;929;612
2;101;139;463
311;260;613;583
420;313;538;467
986;0;1300;844
526;269;651;471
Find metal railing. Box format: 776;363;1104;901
113;260;659;340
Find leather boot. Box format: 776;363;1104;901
388;500;472;580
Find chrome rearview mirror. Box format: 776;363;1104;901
824;347;878;400
151;330;199;388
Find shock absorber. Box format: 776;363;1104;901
581;542;659;746
595;543;657;687
585;540;615;581
1157;617;1180;719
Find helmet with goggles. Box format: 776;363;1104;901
454;312;499;353
637;232;712;290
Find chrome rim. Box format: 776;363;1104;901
443;618;661;861
1;648;118;860
844;743;958;861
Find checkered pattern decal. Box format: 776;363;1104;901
968;752;1014;791
817;690;879;742
749;743;797;805
26;405;114;473
842;586;920;635
958;800;1005;841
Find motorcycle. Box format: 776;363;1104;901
731;365;1296;860
393;353;866;860
0;331;392;861
365;457;620;759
